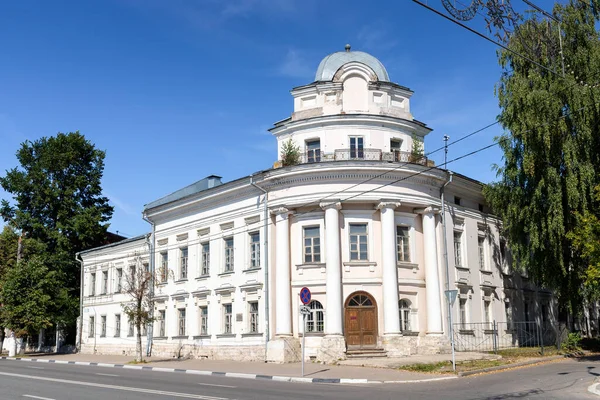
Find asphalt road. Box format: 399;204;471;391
0;356;598;400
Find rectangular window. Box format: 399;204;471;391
200;243;210;276
349;136;364;159
116;268;123;293
101;271;108;295
478;236;486;270
303;226;321;263
306;139;321;163
100;315;106;337
180;247;188;280
130;265;136;283
115;314;121;337
89;316;95;337
484;300;492;327
249;232;260;269
178;309;186;336
223;304;233;334
454;196;461;206
505;303;513;329
390;139;402;161
249;301;259;333
459;299;467;329
349;223;368;261
158;310;166;337
128;317;134;337
90;273;96;296
454;231;463;268
200;306;208;335
160;252;168;282
224;238;234;272
396;226;410;262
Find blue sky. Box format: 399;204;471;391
0;0;532;237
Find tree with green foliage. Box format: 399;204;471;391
0;226;19;351
410;134;425;164
484;1;600;318
280;139;301;166
0;132;114;331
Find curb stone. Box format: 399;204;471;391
0;356;457;385
588;378;600;397
458;355;565;377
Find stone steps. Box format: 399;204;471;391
346;348;388;359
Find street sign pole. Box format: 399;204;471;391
302;312;306;377
299;287;311;377
445;289;458;371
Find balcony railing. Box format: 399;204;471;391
298;149;428;166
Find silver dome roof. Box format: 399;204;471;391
314;49;390;82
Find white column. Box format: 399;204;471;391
419;207;443;334
378;201;401;335
321;201;343;336
273;207;293;336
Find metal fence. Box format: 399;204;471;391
453;321;567;353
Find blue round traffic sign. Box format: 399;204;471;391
300;287;311;305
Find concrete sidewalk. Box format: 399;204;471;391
0;352;469;383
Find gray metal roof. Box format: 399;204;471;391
315;50;390;82
144;175;223;211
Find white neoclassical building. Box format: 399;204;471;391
78;46;554;362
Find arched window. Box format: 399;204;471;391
399;299;411;332
307;301;324;333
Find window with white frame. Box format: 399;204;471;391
397;226;410;262
100;315;106;337
115;314;121;337
158;310;166;337
116;268;123;292
200;243;210;276
390;139;402;161
128;317;134;337
459;298;468;329
101;271;108;295
478;236;487;270
90;273;96;296
248;301;259;333
349;136;364;159
89;316;95;337
454;231;463;268
178;309;186;336
349;223;368;261
306;139;321;163
224;238;234;272
484;300;492;328
505;302;513;329
399;299;411;332
303;226;321;263
129;265;136;285
306;301;324;333
199;306;208;335
223;304;233;334
249;232;260;269
160;252;168;282
179;247;188;280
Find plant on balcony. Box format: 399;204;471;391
409;134;424;164
281;139;301;166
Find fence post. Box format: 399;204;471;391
493;320;498;353
540;323;544;356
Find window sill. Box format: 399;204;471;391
153;336;167;340
113;336;120;338
172;335;188;339
219;271;235;277
400;331;419;336
458;329;475;335
241;332;263;338
243;267;261;273
455;265;470;271
99;335;106;338
480;269;493;275
193;335;211;339
343;261;377;266
296;263;326;269
127;334;134;337
157;281;168;286
483;329;496;334
397;262;418;270
175;279;188;283
216;333;236;338
299;332;325;337
196;275;210;280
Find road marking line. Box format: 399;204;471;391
23;395;55;400
0;371;228;400
197;383;237;388
27;367;45;370
96;373;119;377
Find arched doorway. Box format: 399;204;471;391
344;291;378;349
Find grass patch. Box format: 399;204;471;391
493;347;562;358
126;360;149;364
402;361;451;373
400;357;530;374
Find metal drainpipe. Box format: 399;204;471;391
250;176;270;360
440;171;454;338
76;252;84;352
142;215;155;357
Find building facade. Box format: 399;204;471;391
79;47;554;362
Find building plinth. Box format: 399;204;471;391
317;335;346;363
266;337;301;363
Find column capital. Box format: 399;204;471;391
376;200;401;211
270;207;294;217
320;200;342;211
414;206;440;215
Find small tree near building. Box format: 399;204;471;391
122;254;154;362
409;134;424;164
281;139;301;166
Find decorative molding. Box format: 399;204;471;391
197;228;210;237
220;222;234;231
244;215;260;225
214;284;236;295
176;233;188;242
270;207;293;217
191;288;211;299
171;291;190;301
376;200;401;210
157;238;168;246
239;281;263;292
414;206;440;215
319;200;342;211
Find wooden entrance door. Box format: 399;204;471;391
344;292;378;349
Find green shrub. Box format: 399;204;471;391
561;332;582;352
